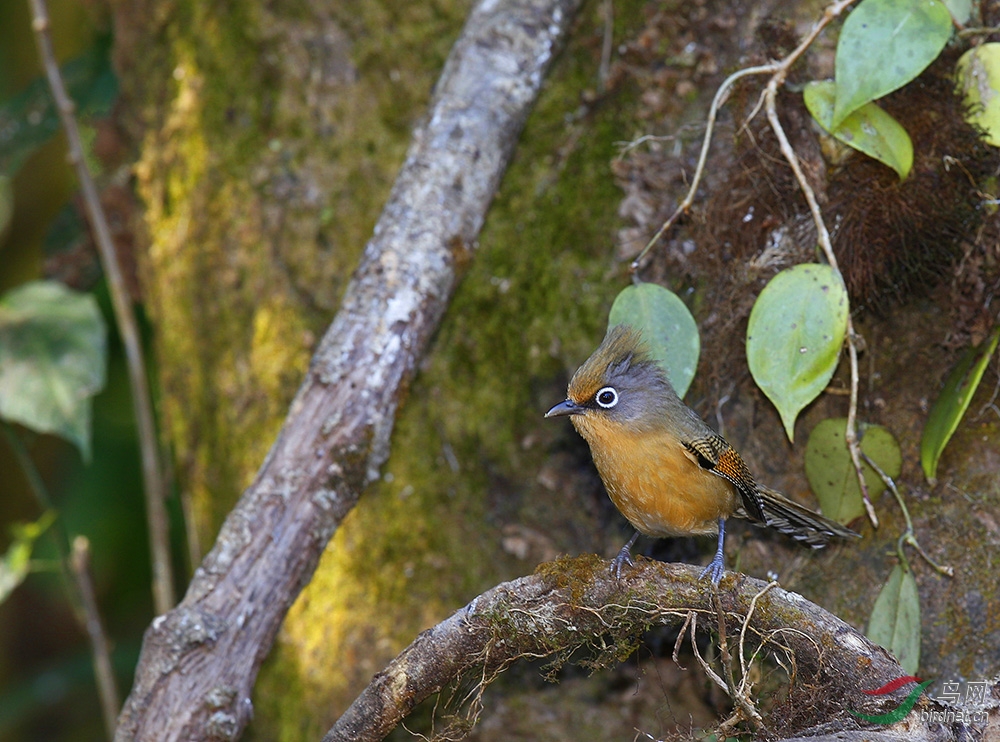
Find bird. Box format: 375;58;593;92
545;323;859;584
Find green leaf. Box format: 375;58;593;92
609;282;700;398
804;417;902;523
920;326;1000;483
833;0;952;127
955;43;1000;148
0;511;56;604
0;281;107;459
804;80;914;180
0;36;118;177
867;564;921;675
746;264;849;442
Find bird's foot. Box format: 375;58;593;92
699;518;727;585
610;544;635;579
699;553;725;585
610;532;641;579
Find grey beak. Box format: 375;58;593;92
545;399;582;418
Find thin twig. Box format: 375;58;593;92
672;610;694;668
957;24;1000;38
975;362;1000;421
737;580;779;693
28;0;175;613
763;89;874;525
712;592;763;728
71;536;121;740
3;423;57;515
614;133;680;159
630;63;777;270
688;612;729;694
861;452;954;577
630;0;858;271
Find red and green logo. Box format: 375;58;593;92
850;676;933;724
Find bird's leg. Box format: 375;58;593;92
611;531;640;578
699;518;727;585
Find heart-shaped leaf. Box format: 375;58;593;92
805;80;914;180
867;564;921;675
955;43;1000;148
609;282;700;398
833;0;952;127
804;417;902;523
0;281;107;460
920;326;1000;483
746;264;849;441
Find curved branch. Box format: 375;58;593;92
114;0;581;738
326;556;937;742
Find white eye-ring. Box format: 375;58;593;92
595;386;619;409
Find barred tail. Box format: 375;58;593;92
756;485;860;548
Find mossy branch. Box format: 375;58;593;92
325;555;929;742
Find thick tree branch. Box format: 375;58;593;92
114;0;581;738
326;556;984;742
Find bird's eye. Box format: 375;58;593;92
595;387;619;409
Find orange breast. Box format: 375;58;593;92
572;415;737;537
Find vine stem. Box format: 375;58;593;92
762;80;876;527
629;63;777;270
630;0;858;271
28;0;175;612
631;0;876;526
862;452;954;577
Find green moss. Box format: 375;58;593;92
131;0;473;544
535;553;606;601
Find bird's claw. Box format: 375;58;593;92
698;517;727;586
699;553;725;585
610;545;635;579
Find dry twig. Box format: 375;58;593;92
71;537;121;740
28;0;175;613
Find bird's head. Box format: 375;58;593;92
545;324;677;434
